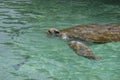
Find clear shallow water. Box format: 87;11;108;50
0;0;120;80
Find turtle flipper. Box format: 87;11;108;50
68;41;101;60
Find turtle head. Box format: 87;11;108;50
47;28;60;36
47;28;69;40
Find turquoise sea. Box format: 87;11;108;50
0;0;120;80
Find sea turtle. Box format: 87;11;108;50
47;24;120;60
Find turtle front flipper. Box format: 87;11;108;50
68;41;101;60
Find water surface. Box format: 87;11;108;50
0;0;120;80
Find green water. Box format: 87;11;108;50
0;0;120;80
